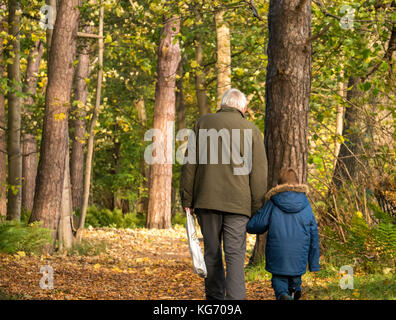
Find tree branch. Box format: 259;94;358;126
305;23;332;44
77;32;104;39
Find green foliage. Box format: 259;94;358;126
245;252;395;300
171;212;186;226
68;239;108;257
0;220;52;254
322;207;396;273
304;271;395;300
85;206;146;229
245;258;272;283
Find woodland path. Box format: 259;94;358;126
0;226;274;300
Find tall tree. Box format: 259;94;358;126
22;40;44;212
78;4;104;238
29;0;81;241
215;9;231;109
70;25;93;212
0;2;7;217
332;76;362;187
332;22;396;188
195;9;210;115
6;0;22;221
251;0;312;264
146;16;181;229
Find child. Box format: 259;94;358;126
247;167;320;300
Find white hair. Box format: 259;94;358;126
220;88;247;112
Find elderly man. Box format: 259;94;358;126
180;88;268;300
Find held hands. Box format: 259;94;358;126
184;207;194;215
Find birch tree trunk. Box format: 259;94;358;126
7;0;22;221
29;0;81;242
251;0;312;264
22;40;44;212
146;16;181;229
215;9;231;109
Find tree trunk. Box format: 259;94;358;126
215;9;231;109
46;0;57;54
334;75;345;164
58;151;73;250
77;4;104;239
22;40;44;213
176;60;186;131
6;0;22;221
0;4;7;218
136;98;149;214
332;76;362;187
146;16;181;229
70;26;92;212
29;0;81;241
251;0;312;264
195;10;210;115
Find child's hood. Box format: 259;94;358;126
265;184;310;213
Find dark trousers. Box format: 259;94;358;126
271;274;302;300
195;208;249;300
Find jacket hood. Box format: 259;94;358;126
265;184;309;213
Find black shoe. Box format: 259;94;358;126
293;290;302;300
279;294;293;300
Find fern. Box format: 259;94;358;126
0;220;52;254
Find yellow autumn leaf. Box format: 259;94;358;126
112;266;122;273
54;113;66;121
93;263;101;269
17;251;26;257
356;211;363;218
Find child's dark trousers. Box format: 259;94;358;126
271;274;302;300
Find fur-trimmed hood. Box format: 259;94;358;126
265;184;309;203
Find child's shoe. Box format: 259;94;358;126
293;290;302;300
279;293;293;300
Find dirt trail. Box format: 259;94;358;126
0;226;273;300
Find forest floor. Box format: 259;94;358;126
0;226;273;300
0;226;394;300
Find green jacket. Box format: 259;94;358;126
180;106;268;217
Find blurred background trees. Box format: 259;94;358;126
0;0;393;270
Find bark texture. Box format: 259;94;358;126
251;0;312;264
146;17;181;229
215;9;231;109
7;0;22;220
22;40;44;212
70;26;93;212
0;4;7;217
29;0;81;237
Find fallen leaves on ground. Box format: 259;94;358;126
0;226;273;300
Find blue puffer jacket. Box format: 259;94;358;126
247;184;320;276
